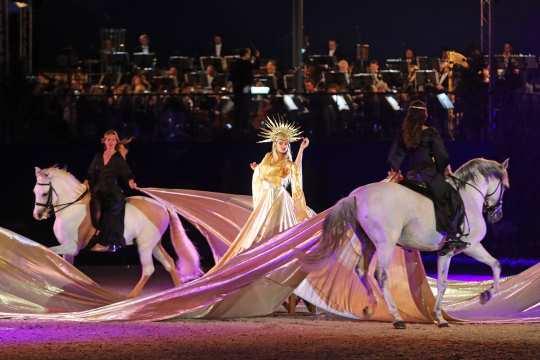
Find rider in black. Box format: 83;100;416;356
388;100;467;255
85;130;137;252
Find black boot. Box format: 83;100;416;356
438;236;468;256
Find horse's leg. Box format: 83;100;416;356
50;225;80;257
434;252;453;327
128;231;156;298
152;244;181;287
353;231;377;318
374;244;405;329
463;243;501;304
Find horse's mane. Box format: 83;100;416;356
44;166;82;186
453;158;505;189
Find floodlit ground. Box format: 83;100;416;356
1;266;538;360
1;316;539;360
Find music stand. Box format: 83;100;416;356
385;58;406;72
169;56;194;72
493;55;506;70
524;55;538;69
356;44;370;61
133;52;156;69
223;55;240;71
351;73;372;92
415;70;437;90
380;70;401;89
308;55;336;68
185;71;203;86
111;52;130;72
153;76;177;92
510;55;528;70
413;56;436;70
200;56;224;73
254;75;276;90
212;73;227;89
283;74;296;92
325;71;348;88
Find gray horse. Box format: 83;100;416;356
305;158;510;329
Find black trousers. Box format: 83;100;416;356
428;174;465;239
408;171;465;239
90;189;126;246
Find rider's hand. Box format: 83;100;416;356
128;179;138;189
250;162;257;171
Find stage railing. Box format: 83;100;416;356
4;89;540;144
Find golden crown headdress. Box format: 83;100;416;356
257;116;303;143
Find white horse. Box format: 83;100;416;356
33;166;202;297
305;158;510;329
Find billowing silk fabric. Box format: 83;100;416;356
0;184;539;322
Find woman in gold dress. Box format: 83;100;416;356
211;118;312;270
186;117;314;318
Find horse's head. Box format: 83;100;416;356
33;166;84;220
33;167;55;220
456;158;510;224
482;158;510;224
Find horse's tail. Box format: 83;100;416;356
167;207;203;282
303;195;358;267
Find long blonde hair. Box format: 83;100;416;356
102;130;133;158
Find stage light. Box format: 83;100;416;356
14;1;29;8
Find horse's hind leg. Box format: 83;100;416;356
375;244;405;329
153;244;181;287
353;225;377;318
128;231;156;298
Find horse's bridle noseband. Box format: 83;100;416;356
35;181;88;217
451;175;505;224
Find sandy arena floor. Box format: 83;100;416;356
1;266;538;360
1;316;539;360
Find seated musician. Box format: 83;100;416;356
367;59;390;93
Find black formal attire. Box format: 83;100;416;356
387;127;464;240
88;152;134;247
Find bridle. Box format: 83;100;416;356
451;175;505;223
35;180;88;217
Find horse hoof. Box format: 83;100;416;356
393;321;406;330
479;290;492;305
437;321;450;328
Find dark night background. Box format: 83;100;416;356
1;0;539;272
26;0;540;70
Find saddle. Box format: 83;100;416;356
398;179;435;202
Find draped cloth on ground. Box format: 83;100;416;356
0;188;538;322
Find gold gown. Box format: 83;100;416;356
183;152;314;318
